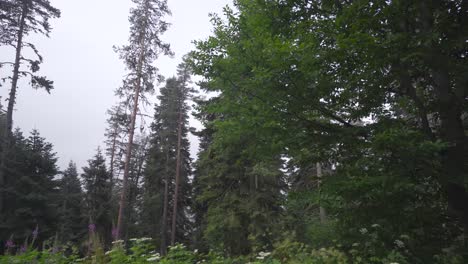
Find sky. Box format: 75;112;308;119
0;0;232;170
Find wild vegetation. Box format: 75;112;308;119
0;0;467;263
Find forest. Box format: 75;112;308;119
0;0;468;263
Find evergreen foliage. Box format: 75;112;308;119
81;149;112;246
0;129;59;246
57;161;86;244
141;70;192;251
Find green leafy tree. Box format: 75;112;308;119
189;0;468;261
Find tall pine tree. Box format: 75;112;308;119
114;0;172;239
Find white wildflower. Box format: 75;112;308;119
258;251;271;257
147;256;160;261
359;228;368;234
371;224;380;228
394;239;405;248
400;234;410;240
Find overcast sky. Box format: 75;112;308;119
0;0;232;170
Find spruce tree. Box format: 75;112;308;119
0;129;59;245
114;0;172;239
82;149;112;245
142;74;192;253
57;161;86;244
193;133;285;256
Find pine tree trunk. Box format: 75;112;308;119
170;106;183;245
160;150;169;254
116;43;145;240
0;1;28;215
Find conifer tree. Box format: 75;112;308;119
142;74;192;253
171;61;193;245
82;149;112;245
57;161;86;244
114;0;172;239
193;130;285;256
0;129;59;245
126;133;149;239
104;103;129;187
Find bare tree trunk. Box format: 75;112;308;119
0;1;28;214
317;162;327;223
116;44;145;240
160;151;169;255
170;107;183;245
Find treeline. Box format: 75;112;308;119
0;0;468;263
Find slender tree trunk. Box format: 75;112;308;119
109;119;120;190
171;106;183;245
0;1;28;215
116;43;145;240
317;162;327;223
124;151;145;241
160;150;169;255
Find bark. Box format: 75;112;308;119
109;125;118;190
170;105;183;245
116;43;145;240
0;0;28;215
419;0;468;231
160;151;169;255
317;162;327;223
109;105;123;192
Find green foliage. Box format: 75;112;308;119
193;131;285;256
1;129;60;245
189;0;468;262
81;150;112;246
57;161;86;244
141;67;193;246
